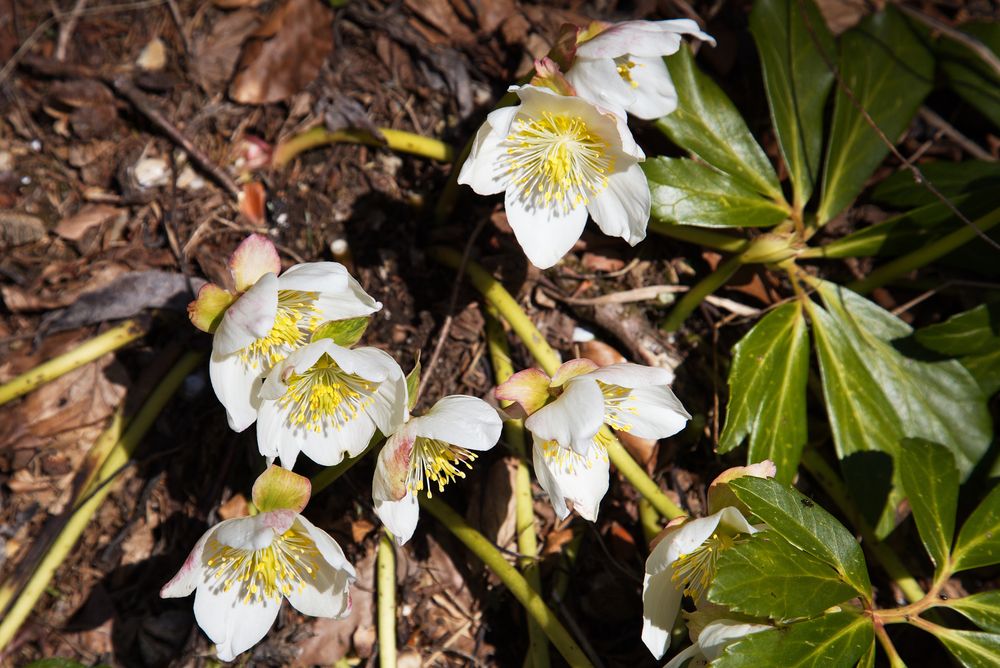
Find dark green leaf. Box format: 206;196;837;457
719;302;809;482
817;8;934;224
856;637;876;668
750;0;834;209
898;438;958;570
714;611;873;668
311;316;370;347
871;161;1000;208
728;476;871;598
952;485;1000;572
808;281;992;536
916;303;1000;396
709;532;860;620
658;45;784;201
947;592;1000;633
938;22;1000;128
644;158;790;228
933;628;1000;668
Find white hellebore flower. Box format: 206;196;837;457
457;84;650;269
257;338;408;469
189;233;381;432
497;359;690;521
664;618;770;668
566;20;715;120
161;466;355;662
372;395;503;544
642;461;776;659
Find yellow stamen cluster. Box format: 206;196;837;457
278;354;376;432
240;290;321;368
505;111;614;213
671;532;737;600
408;437;477;497
205;526;321;603
615;57;640;88
599;382;638;432
541;429;612;474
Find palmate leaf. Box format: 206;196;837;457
728;477;871;599
915;303;1000;396
897;439;958;571
817;7;934;224
658;45;785;202
951;485;1000;573
750;0;834;209
709;532;859;620
644;157;790;229
807;281;992;536
947;592;1000;633
932;628;1000;668
719;302;808;482
714;611;873;668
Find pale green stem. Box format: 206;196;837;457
420;496;593;668
429;247;685;521
647;220;749;254
0;319;147;407
661;254;744;332
848;207;1000;294
273;127;454;169
0;351;202;650
377;531;398;668
639;498;661;545
874;622;907;668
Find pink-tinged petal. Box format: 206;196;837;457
551;359;599;387
230;233;280;293
374;490;420;545
525;377;604;455
608;385;690;440
457;105;518;196
575;20;714;60
587;362;674;388
504;186;589;269
251;464;311;514
642;570;685;660
161;523;219;598
194;579;281;662
188;283;236;333
213;272;279;356
707;461;777;516
411;395;502;452
623;55;677;120
531;435;610;521
209;350;264;432
495;368;552;416
374;430;415;502
587;163;651;246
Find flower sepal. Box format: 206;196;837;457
252;464;311;514
311;316;371;347
188;283;236;333
707;460;777;516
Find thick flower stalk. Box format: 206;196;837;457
497;359;690;520
642;461;776;659
565;20;715;120
458;78;650;269
372;395;503;544
161;466;356;661
189;234;381;432
257;338;408;469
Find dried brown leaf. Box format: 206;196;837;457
192;9;261;94
55;204;126;243
0;210;45;246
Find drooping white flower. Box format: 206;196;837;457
497;359;690;520
161;466;355;662
257;338;408;469
189;234;381;432
458;83;650;269
373;395;502;544
565;20;715;120
664;617;771;668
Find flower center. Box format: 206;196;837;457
505;111;614;213
240;289;321;368
278;354;377;432
671;532;737;600
615;57;640;88
541;429;612;473
205;525;321;603
599;382;637;432
408;437;477;496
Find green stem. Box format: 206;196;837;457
273;127;454;169
874;622;907;668
800;449;925;604
848;207;1000;294
420;496;593;668
0;319;147;407
647;220;749;254
377;531;397;668
639;498;661;545
661;253;744;332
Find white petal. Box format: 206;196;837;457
285;518;356;617
412;395;502;451
457;105;518;196
214;511;295;551
532;440;570;520
525;377;604;455
588;363;675;388
663;641;703;668
161;523;219;598
214;273;278;356
576;20;714;59
566;58;636;115
259;339;334;401
587;162;651;246
646;512;726;576
297;515;357;577
698;619;771;661
279;262;381;319
531;435;610;521
209;351;264;432
300;411;378;464
194;579;281;662
716;506;756;536
359;351;408;435
504;187;589;269
642;570;685;660
611;385;690;440
625;56;678;120
374;490;421;545
257;399;300;469
324;344;397;383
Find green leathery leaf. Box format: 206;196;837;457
657;45;784;201
807;281;991;536
728;477;871;599
719;302;808;483
750;0;834;209
937;22;1000;129
932;628;1000;668
946;592;1000;633
915;302;1000;396
871;160;1000;209
951;485;1000;573
644;158;790;229
817;7;934;224
856;637;876;668
714;611;873;668
709;532;860;620
897;439;958;570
